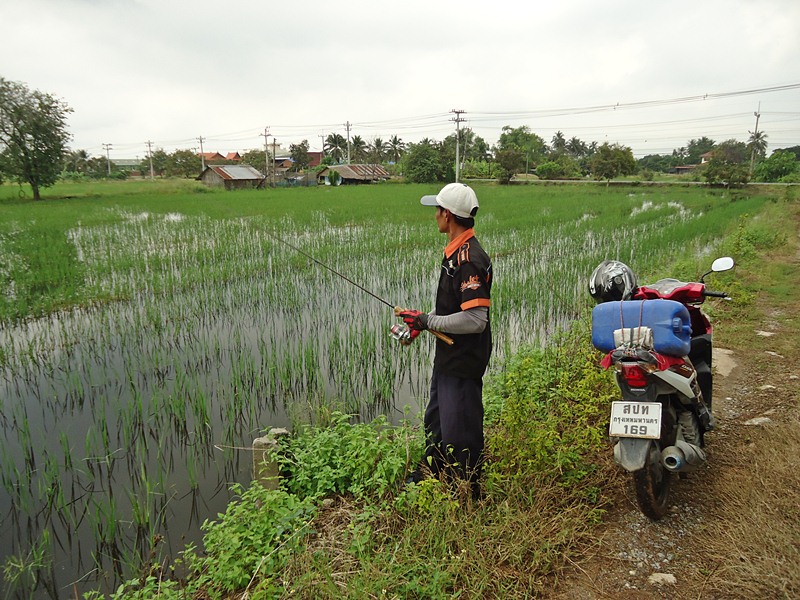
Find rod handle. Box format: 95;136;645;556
394;307;454;346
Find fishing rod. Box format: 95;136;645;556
263;229;454;345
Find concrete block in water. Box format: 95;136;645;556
252;427;290;489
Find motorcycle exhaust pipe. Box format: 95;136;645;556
661;440;707;472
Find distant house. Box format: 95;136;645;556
199;165;265;190
671;151;715;175
199;152;226;163
114;159;143;176
225;152;241;161
308;151;323;168
317;164;390;185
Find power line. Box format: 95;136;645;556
83;82;799;155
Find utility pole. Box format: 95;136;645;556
260;127;271;182
450;109;466;182
319;132;326;159
749;102;761;179
344;121;352;164
197;136;206;170
272;138;277;187
102;142;112;176
145;140;154;180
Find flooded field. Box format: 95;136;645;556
0;182;766;596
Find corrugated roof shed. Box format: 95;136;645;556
319;164;389;180
207;165;264;180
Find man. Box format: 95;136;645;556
399;182;493;500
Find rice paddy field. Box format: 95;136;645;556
0;179;774;596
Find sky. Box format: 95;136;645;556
4;0;800;161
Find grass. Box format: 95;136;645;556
689;197;800;598
0;178;794;597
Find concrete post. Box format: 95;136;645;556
252;427;290;489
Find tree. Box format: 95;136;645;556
140;148;168;177
494;148;524;184
747;129;768;160
63;148;90;174
566;136;589;158
289;140;310;171
686;137;716;164
702;139;748;187
589;143;637;184
350;135;367;163
753;150;799;182
535;155;582;180
369;137;387;163
0;78;72;200
551;131;567;155
401;140;447;183
388;135;405;164
324;133;346;163
637;154;675;173
166;149;202;178
497;125;548;165
747;129;768;176
85;155;111;179
241;149;269;173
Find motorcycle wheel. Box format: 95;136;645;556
633;444;671;520
678;410;702;446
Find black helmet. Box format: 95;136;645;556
588;260;637;302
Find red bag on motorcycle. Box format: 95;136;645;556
591;299;692;356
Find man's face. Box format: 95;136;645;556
435;206;448;233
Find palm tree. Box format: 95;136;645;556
747;129;768;159
64;149;90;173
369;137;387;162
351;135;367;163
324;133;346;164
748;129;768;176
566;136;588;158
551;131;567;154
388;135;405;164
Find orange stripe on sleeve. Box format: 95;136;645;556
461;298;491;310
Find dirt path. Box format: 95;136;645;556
546;220;800;599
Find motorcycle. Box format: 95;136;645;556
590;257;734;519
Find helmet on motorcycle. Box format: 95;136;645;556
588;260;637;302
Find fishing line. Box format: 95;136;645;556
263;228;394;309
263;228;454;345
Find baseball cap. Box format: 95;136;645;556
420;183;479;218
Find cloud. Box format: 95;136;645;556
4;0;799;156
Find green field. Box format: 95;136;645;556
0;179;787;596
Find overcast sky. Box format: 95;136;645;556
4;0;799;160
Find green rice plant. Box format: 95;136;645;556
2;530;52;597
0;181;781;594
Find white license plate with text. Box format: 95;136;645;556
609;401;662;439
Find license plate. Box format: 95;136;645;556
609;401;662;439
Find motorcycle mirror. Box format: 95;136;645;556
701;256;735;282
711;256;735;272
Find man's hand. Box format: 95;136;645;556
398;309;428;332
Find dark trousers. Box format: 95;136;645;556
423;369;484;486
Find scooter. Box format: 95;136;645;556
591;257;734;519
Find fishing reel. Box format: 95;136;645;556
390;323;413;345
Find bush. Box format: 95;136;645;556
484;320;617;491
275;413;423;500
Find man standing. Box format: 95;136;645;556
399;183;492;500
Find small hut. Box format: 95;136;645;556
317;164;390;185
199;165;265;190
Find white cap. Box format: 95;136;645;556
420;183;479;218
